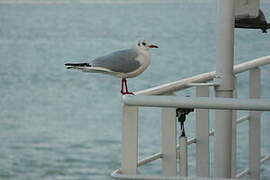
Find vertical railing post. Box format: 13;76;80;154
249;68;261;180
121;105;138;175
161;108;177;176
195;86;209;177
231;76;238;177
214;0;235;177
179;135;188;176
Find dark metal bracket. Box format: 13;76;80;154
176;108;194;137
235;9;270;33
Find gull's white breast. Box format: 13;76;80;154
123;50;150;78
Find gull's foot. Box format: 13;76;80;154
125;92;134;95
120;91;134;95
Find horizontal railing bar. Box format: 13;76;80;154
176;138;197;150
137;153;163;167
131;151;270;178
111;169;240;180
235;155;270;178
123;96;270;111
119;154;270;179
134;56;270;95
137;138;202;168
260;155;270;163
237;115;249;124
236;169;249;178
135;71;215;95
180;131;214;148
187;138;196;145
188;82;219;86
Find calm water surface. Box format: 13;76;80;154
0;0;270;179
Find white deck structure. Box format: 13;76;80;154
111;0;270;179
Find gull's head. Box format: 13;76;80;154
136;40;158;51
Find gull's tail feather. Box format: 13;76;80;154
65;63;91;68
65;63;114;74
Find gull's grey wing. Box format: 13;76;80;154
91;49;141;73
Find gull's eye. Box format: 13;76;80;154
142;42;146;46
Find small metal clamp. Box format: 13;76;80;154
176;107;194;137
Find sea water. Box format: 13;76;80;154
0;0;270;179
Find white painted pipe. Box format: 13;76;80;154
214;0;235;177
215;0;235;91
137;153;162;167
112;155;270;180
196;86;210;177
249;68;261;180
111;169;240;180
161;108;177;176
122;105;138;175
214;92;233;178
179;136;188;176
134;56;270;96
235;155;270;178
123;96;270;111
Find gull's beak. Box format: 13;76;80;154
148;44;159;48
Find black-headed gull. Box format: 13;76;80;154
65;40;158;95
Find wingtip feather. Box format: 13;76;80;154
65;63;91;67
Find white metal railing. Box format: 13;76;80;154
134;56;270;95
122;96;270;110
111;56;270;180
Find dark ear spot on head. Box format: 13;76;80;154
137;42;140;46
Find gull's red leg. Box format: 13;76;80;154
124;79;134;95
120;78;125;94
